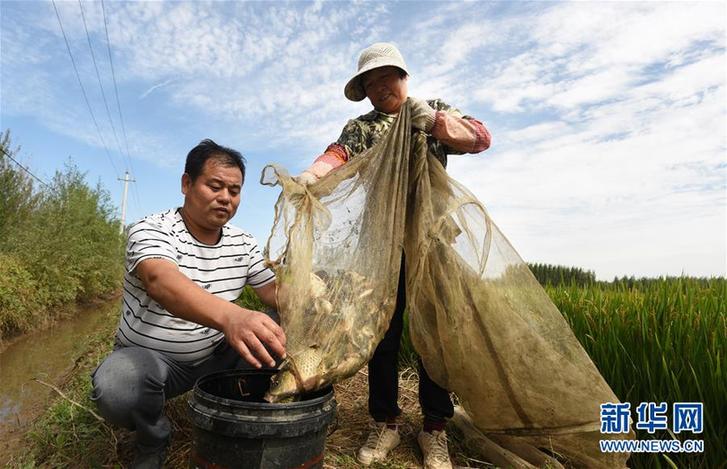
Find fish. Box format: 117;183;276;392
265;345;324;403
264;270;384;403
310;272;327;298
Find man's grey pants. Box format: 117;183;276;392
91;340;249;451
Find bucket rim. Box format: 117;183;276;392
192;369;334;410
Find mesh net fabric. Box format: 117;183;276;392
260;100;631;468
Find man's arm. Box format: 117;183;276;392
253;281;278;310
136;258;286;368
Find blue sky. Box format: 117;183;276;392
1;0;725;280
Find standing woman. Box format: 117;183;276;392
297;43;491;469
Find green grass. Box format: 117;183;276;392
548;278;726;469
400;277;724;468
12;280;724;468
387;277;726;468
235;285;267;311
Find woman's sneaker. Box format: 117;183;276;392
418;430;453;469
357;421;401;465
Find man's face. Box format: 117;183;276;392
181;157;242;231
362;66;408;114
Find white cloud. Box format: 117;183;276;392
139;79;176;100
450;79;725;278
2;1;725;278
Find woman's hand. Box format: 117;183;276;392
295;170;319;186
409;97;436;132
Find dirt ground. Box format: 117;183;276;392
106;367;492;468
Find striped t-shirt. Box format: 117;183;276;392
116;208;275;363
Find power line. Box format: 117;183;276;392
77;0;126;170
101;0;132;168
100;0;136;176
131;180;144;215
0;147;51;189
101;0;145;216
51;0;119;177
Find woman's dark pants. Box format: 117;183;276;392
367;259;454;423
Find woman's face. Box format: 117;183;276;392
362;66;408;114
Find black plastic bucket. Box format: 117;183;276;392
188;369;336;469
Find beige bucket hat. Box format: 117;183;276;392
344;42;409;102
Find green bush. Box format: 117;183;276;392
0;253;44;335
10;164;125;304
0;130;124;340
0;130;38;248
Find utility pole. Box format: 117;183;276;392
118;171;135;234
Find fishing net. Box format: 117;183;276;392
260;100;630;467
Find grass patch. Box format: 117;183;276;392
11;280;723;468
548;278;725;468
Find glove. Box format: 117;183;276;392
294;170;319;186
409;97;436;132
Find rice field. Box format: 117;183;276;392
402;276;725;468
549;278;726;468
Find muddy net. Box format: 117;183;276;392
260;99;630;468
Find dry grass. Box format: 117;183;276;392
99;367;491;468
325;367;421;469
323;367;492;469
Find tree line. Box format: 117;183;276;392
0;130;124;340
527;261;718;288
527;262;596;286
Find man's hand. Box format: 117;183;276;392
136;258;287;368
410;97;436;132
294;170;318;186
222;309;287;368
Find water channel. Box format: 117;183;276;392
0;297;119;462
